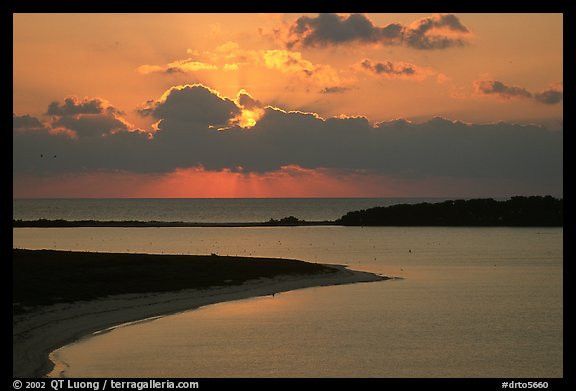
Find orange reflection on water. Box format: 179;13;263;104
194;287;322;319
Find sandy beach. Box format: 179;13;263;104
13;263;386;378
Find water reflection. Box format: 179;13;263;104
51;264;561;377
13;227;562;377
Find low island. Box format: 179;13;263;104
336;195;563;226
13;249;387;378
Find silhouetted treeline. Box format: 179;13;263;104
265;216;307;226
336;196;563;227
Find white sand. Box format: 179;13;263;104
13;265;387;378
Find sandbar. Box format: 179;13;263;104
13;251;387;378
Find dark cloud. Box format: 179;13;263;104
47;97;105;116
404;14;470;49
476;80;564;105
236;89;261;110
534;87;563;105
356;59;436;81
360;59;416;77
14;85;562;193
139;85;240;127
475;80;532;100
42;96;132;139
51;113;130;138
413;13;469;34
13;114;45;130
320;86;351;94
288;13;402;47
284;13;471;50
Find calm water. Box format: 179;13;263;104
13;198;456;223
14;225;563;378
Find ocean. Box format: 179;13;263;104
13;197;456;223
12;198;562;377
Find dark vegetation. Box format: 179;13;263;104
13;249;335;311
265;216;308;225
336;196;562;226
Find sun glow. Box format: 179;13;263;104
231;89;265;129
13;166;403;198
234;107;265;128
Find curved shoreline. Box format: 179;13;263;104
13;265;388;378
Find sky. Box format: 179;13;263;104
13;13;563;198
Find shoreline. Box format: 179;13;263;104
13;264;388;378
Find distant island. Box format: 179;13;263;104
336;196;562;227
13;196;562;228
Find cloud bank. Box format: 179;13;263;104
357;59;434;80
534;84;564;105
474;80;532;100
282;13;472;50
475;79;563;105
13;84;562;195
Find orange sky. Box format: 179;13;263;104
13;13;563;198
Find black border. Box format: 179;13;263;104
8;0;571;387
7;1;568;13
